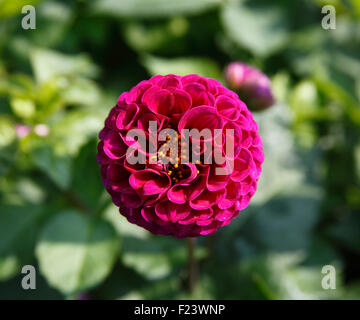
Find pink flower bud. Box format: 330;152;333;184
34;124;50;137
15;124;30;138
225;62;274;111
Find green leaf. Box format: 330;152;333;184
10;97;36;119
355;144;360;182
103;205;149;239
121;237;183;280
230;104;323;252
16;178;46;205
338;282;360;300
121;276;180;300
0;116;16;148
248;193;321;252
91;0;221;19
0;0;42;18
204;253;343;299
290;80;320;115
0;143;16;176
30;49;98;84
0;256;19;281
30;1;73;48
31;145;72;190
123;22;165;53
0;204;42;281
221;1;289;57
278;265;340;300
50;108;105;156
0;271;63;300
36;210;119;295
328;212;360;253
314;63;360;125
252;104;306;203
70;140;106;212
121;234;204;281
61;78;102;107
141;55;222;79
92;263;147;300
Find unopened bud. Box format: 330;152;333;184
15;124;30;138
225;62;274;111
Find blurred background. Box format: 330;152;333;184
0;0;359;300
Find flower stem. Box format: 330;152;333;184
186;237;198;293
205;234;216;260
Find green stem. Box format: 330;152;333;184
187;237;198;293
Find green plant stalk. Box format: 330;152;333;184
187;237;198;293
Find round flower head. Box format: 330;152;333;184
97;74;264;238
225;62;274;111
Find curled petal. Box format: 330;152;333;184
137;112;161;134
104;107;120;130
130;169;171;198
190;189;225;210
142;87;174;118
184;82;215;107
102;130;128;160
121;191;142;208
155;201;191;223
193;208;213;220
156;74;182;89
178;106;224;142
213;206;235;221
125;81;152;104
172;89;192;115
105;162;131;192
218;182;239;209
167;173;206;204
231;149;254;182
199;222;220;236
215;95;240;121
206;163;230;191
116;103;140;130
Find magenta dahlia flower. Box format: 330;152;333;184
225;62;274;111
97;74;264;238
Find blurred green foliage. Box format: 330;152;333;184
0;0;359;299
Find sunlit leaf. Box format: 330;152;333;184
142;54;222;79
221;1;289;57
36;210;119;295
91;0;221;19
30;49;98;84
0;116;16;148
0;0;42;18
121;237;184;280
50;108;105;156
10;97;36;119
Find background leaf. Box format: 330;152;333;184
36;210;119;295
141;55;222;79
0;204;42;281
31;145;72;190
0;0;42;18
221;0;289;57
30;49;98;84
91;0;221;19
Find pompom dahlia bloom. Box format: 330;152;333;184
225;62;274;111
97;74;264;238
